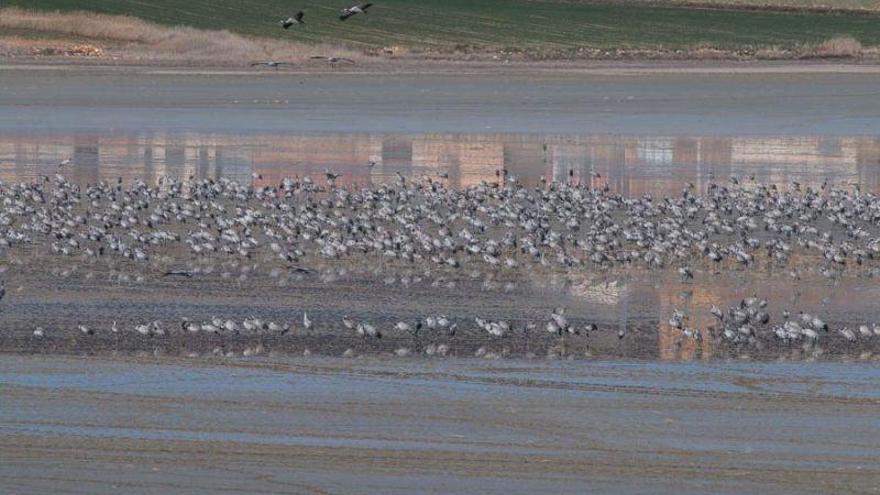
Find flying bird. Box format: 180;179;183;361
339;3;372;20
310;56;356;65
280;11;305;29
250;61;290;69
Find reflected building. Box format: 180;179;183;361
656;282;721;362
412;134;503;187
1;132;879;195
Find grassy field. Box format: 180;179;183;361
585;0;880;10
6;0;880;53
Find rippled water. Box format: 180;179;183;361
2;355;878;494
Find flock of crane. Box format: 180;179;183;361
281;2;373;26
252;3;373;68
1;171;880;359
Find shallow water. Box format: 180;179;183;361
1;354;878;494
3;69;880;135
2;69;880;195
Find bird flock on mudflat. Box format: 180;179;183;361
667;294;880;357
2;172;880;357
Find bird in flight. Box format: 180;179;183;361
280;11;305;29
339;3;372;21
310;56;355;65
57;158;72;168
250;61;290;69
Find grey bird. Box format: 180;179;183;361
280;11;305;29
250;61;290;69
310;56;356;65
340;3;372;20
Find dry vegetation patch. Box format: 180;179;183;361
0;7;360;64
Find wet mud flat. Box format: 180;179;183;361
1;354;879;494
2;252;880;361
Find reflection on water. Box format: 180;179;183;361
2;133;880;195
555;268;880;361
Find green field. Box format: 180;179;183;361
8;0;880;51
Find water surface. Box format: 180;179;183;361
3;69;880;194
1;354;878;494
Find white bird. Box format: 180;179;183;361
342;315;355;329
357;322;381;339
303;312;312;330
201;323;219;334
268;321;288;334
